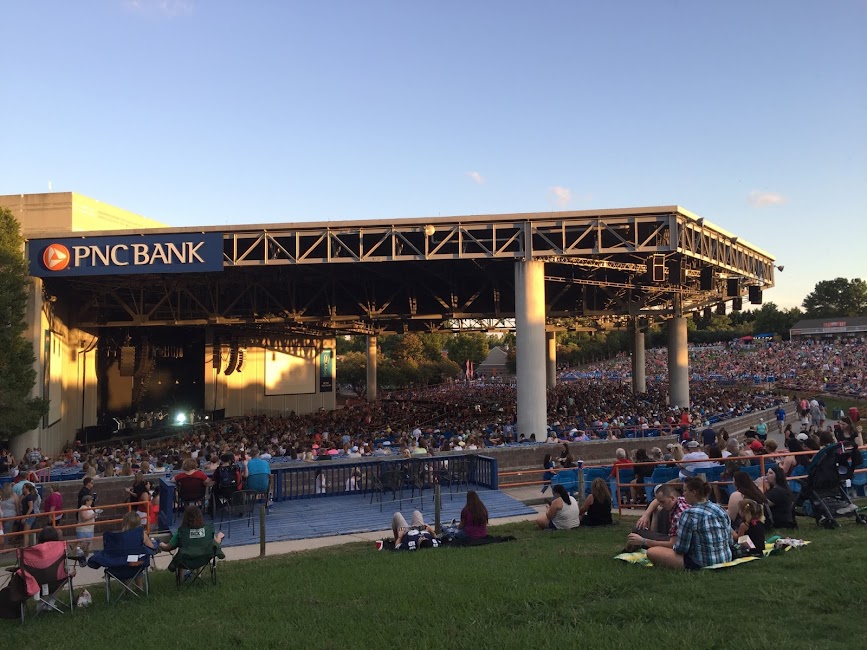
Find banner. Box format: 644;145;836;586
319;349;334;392
29;232;224;277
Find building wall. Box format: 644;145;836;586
3;192;163;457
0;191;166;236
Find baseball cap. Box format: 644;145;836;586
749;440;764;451
796;433;809;441
351;446;358;453
686;440;700;448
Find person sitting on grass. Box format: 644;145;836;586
535;484;581;530
732;498;766;556
452;490;489;540
645;477;733;570
579;478;613;527
391;511;439;550
625;483;688;552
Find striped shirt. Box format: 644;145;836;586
673;501;733;568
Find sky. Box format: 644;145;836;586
1;0;865;309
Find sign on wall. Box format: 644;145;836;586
29;233;224;277
319;349;334;392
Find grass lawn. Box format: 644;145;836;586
4;510;867;649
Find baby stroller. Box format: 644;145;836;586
795;439;867;529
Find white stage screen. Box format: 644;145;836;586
265;347;315;395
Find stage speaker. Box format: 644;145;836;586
703;307;712;320
732;297;743;311
749;286;763;305
700;267;714;291
236;349;245;373
119;346;135;376
667;260;685;285
213;340;221;372
715;303;726;315
726;278;740;298
224;341;239;376
649;255;665;282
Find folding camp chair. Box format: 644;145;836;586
218;489;258;538
168;525;225;587
370;466;404;511
7;541;75;622
87;529;156;604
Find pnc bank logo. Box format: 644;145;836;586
42;244;71;271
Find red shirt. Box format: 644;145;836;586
610;457;634;478
175;470;208;496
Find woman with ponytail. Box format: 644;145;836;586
646;477;732;570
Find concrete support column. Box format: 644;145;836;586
545;331;557;389
632;323;646;394
515;260;547;442
366;335;378;402
667;316;689;408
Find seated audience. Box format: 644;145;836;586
535;484;581;530
580;478;613;527
646;477;733;569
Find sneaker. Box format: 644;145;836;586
183;571;192;581
76;547;87;567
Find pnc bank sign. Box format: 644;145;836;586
29;233;224;277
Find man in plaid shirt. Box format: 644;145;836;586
647;477;733;570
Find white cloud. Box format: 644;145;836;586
549;185;572;207
748;190;786;207
466;171;484;184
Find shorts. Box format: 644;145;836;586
25;517;37;528
683;553;702;571
76;530;92;540
547;520;557;530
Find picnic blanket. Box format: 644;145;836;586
614;536;810;569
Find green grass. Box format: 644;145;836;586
5;514;867;649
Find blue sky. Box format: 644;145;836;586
2;0;865;309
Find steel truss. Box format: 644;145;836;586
41;207;775;332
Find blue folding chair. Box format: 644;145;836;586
87;529;156;604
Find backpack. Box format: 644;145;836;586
215;465;238;491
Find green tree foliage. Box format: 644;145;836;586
391;332;424;365
336;336;365;355
0;208;49;438
751;302;804;339
444;332;489;366
802;278;867;318
336;351;367;396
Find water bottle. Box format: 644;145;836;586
267;495;273;514
165;466;171;479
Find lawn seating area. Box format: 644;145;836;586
2;510;865;647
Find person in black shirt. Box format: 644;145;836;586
764;466;796;529
77;477;94;508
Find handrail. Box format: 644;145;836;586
0;498;151;556
611;446;867;516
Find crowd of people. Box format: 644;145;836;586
574;337;866;398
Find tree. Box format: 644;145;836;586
751;302;803;339
0;207;49;439
444;332;489;367
802;278;867;318
391;333;425;365
336;351;367;396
